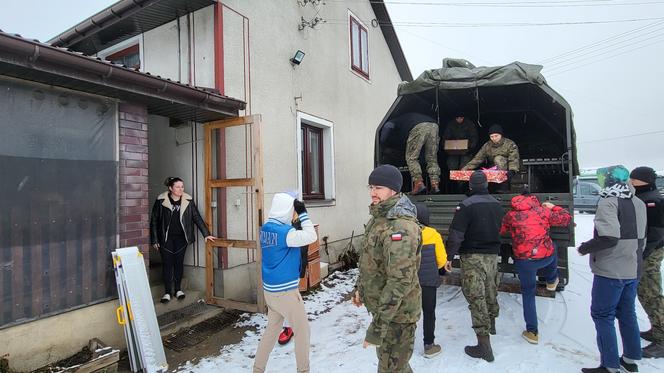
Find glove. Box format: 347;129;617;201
294;199;307;215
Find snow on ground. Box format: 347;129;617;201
177;212;664;372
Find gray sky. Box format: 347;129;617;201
2;0;663;171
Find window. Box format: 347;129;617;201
350;14;369;78
297;112;335;203
301;124;325;199
105;44;140;70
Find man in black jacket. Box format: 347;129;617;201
630;166;664;358
445;171;504;362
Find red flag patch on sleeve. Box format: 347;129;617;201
391;233;403;241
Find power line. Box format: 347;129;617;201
325;17;664;28
539;19;664;64
579;130;664;144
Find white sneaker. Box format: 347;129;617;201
176;290;185;300
160;294;171;303
546;278;560;291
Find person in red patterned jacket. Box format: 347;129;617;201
500;193;572;345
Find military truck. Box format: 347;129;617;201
375;59;578;290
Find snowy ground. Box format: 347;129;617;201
176;213;664;372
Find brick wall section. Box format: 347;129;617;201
118;103;150;265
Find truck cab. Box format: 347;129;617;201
375;59;578;289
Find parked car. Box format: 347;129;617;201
573;180;601;213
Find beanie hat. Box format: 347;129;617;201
630;166;657;185
469;170;488;191
488;124;503;135
415;202;430;226
597;165;630;189
268;192;295;224
369;164;403;192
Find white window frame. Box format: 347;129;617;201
348;10;370;82
296;111;335;205
97;35;144;70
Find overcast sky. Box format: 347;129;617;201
1;0;663;171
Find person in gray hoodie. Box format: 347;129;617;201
578;165;647;373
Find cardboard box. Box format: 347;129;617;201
444;139;469;154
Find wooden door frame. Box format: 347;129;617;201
203;115;265;313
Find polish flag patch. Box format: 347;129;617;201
391;233;403;241
648;202;656;208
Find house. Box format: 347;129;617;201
0;0;410;369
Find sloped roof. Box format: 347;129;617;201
0;30;245;123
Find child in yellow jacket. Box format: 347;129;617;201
415;203;449;358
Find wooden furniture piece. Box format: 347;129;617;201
299;225;321;292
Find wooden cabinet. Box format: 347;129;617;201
299;225;321;292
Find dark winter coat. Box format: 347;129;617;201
418;227;447;287
500;195;572;260
150;192;211;247
442;118;479;154
634;184;664;258
445;190;504;257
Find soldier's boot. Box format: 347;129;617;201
464;334;494;362
643;342;664;358
429;181;440;194
641;329;656;342
490;318;496;335
410;179;427;195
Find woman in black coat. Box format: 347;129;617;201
150;177;216;303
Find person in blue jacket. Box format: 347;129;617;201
253;192;318;373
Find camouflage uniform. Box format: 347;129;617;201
357;194;422;373
462;137;520;172
460;254;500;336
405;122;441;183
443;118;479;171
638;247;664;342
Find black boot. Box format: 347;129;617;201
464;334;494;362
619;357;638;372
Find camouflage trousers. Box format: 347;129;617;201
376;322;416;373
460;253;500;336
405;122;440;183
638;247;664;342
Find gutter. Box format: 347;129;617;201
0;31;245;115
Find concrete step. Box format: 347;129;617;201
159;303;226;337
149;277;190;301
152;288;202;317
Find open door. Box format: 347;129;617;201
203;115;265;313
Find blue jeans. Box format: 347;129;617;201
591;275;641;369
515;253;558;333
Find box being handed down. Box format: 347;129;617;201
444;139;469;154
449;170;508;183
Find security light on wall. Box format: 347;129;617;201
291;50;306;65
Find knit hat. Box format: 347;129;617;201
630;166;657;185
415;202;430;226
267;192;295;224
488;124;503;135
368;164;403;192
469;170;488;191
597;165;630;189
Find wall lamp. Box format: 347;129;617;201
291;50;306;65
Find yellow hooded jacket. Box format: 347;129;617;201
422;226;447;268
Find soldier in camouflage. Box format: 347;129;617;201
445;171;504;362
352;164;422;373
462;124;520;173
405;120;441;195
630;166;664;358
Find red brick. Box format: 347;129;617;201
125;160;148;168
140;138;148;146
121;183;143;192
141;124;148;131
119;135;141;145
142;184;150;191
119;119;145;130
120;113;148;124
123;222;146;231
141;169;149;176
120;129;148;138
121;214;143;223
120;199;142;207
142;153;149;161
126;191;148;199
120;151;143;161
121;230;143;239
123;206;149;215
120;167;141;176
125;144;148;153
125;175;148;184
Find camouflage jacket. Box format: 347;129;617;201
462;137;520;171
357;194;422;345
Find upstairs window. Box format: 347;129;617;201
301;123;325;200
350;14;369;78
105;44;140;70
